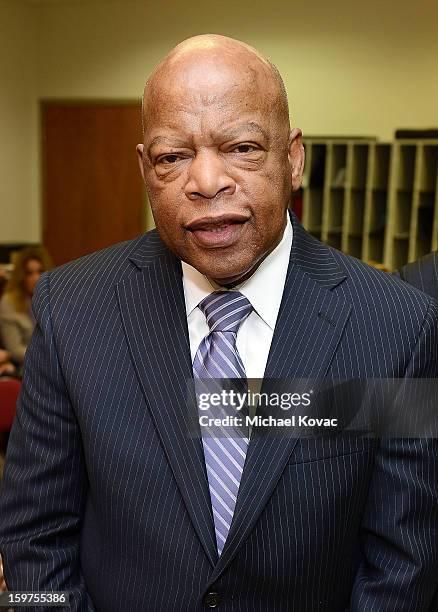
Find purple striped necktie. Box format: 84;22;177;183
193;290;253;556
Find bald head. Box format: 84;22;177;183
142;34;290;133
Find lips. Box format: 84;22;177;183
185;214;249;248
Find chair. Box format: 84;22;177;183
0;378;20;432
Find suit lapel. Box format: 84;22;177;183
116;235;218;566
116;217;353;580
207;215;353;584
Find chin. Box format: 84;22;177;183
180;242;259;284
203;263;256;287
202;267;241;282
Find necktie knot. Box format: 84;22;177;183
199;291;253;334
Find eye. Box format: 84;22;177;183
232;144;258;154
157;154;181;164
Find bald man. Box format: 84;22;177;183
0;35;437;612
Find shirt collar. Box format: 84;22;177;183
182;214;293;331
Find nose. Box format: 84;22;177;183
185;150;236;200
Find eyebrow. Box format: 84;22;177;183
223;122;269;141
147;136;187;156
147;121;269;157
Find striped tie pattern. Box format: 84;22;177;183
193;291;253;556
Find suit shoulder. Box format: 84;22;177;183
396;251;438;300
46;231;157;291
330;247;435;317
31;230;168;327
292;220;434;320
32;231;166;319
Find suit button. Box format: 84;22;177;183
203;591;221;608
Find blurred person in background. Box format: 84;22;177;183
0;348;15;377
0;266;7;288
0;246;52;368
0;556;5;592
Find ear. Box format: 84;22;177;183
287;128;305;191
136;143;146;183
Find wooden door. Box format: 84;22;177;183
42;102;145;266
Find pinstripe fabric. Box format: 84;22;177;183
0;213;437;611
395;251;438;301
394;251;438;612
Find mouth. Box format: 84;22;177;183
185;213;249;248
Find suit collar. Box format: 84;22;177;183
127;229;169;269
289;212;347;290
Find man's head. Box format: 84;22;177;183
137;34;304;286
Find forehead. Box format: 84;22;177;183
143;58;279;141
149;53;271;102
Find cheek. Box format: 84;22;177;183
245;172;289;220
147;185;189;251
147;183;180;223
146;168;185;204
244;158;289;197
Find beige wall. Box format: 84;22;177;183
0;0;39;242
1;0;438;242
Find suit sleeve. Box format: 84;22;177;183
349;298;438;612
0;273;95;612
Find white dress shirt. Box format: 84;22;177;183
182;214;293;379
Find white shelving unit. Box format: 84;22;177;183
298;139;438;270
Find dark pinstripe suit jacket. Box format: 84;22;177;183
395;250;438;612
395;251;438;301
1;214;438;612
